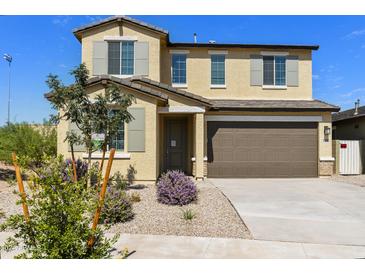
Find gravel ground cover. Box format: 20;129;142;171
0;177;251;239
329;175;365;187
108;183;252;239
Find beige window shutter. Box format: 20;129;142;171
287;55;299;86
92;41;108;76
127;108;145;152
250;54;263;86
134;42;149;76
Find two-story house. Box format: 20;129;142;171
51;15;340;182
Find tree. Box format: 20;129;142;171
0;122;56;168
46;64;135;182
92;83;134;172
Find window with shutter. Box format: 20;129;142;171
107;41;135;76
263;56;286;87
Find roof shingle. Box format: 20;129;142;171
210;99;340;112
332;105;365;122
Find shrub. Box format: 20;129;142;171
0;156;118;259
0;122;56;167
110;171;128;190
99;187;134;224
63;159;88;182
181;209;196;221
130;192;141;203
156;170;197;206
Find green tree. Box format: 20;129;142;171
46;64;134;176
0;122;56;168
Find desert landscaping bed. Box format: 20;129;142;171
108;183;252;239
0;178;251;239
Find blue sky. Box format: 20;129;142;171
1;15;365;125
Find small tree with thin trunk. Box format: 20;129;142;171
46;64;135;183
92;83;134;172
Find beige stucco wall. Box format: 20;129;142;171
160;47;313;100
80;21;162;82
57;84;159;182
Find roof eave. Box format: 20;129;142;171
73;16;169;42
168;42;319;51
210;107;340;112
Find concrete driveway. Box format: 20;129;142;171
210;178;365;246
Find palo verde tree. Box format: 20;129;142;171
46;64;135;177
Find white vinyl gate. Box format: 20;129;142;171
339;140;362;175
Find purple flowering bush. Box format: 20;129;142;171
156;170;197;206
62;159;88;182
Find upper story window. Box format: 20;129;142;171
263;56;286;86
108;41;135;76
171;54;187;85
211;55;225;86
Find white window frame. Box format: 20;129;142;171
108;41;135;78
170;53;188;88
210;54;226;89
262;55;287;89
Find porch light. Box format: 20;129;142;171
324;126;331;142
324;126;331;136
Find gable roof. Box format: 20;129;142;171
73;15;169;41
73;16;318;51
332;105;365;122
128;76;211;106
44;75;169;102
210;99;340;112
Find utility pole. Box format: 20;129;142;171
3;53;12;125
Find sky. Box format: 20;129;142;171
0;15;365;125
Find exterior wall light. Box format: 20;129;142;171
324;126;331;142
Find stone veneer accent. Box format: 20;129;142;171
319;160;334;176
192;158;208;179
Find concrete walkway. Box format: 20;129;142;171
2;232;365;259
210;178;365;246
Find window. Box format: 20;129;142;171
263;56;286;86
107;41;134;75
108;110;125;151
172;54;186;84
121;41;134;75
211;55;225;85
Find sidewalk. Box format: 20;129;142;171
2;232;365;259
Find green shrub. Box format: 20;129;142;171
99;187;134;224
0;156;118;259
181;209;196;221
110;171;128;190
0;122;56;167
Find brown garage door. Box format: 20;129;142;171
207;122;318;178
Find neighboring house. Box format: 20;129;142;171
48;15;340;182
332;100;365;140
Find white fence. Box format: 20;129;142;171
338;140;362;175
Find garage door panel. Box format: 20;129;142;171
263;135;290;147
207;121;318;178
235;148;264;161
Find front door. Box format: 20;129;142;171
165;118;188;173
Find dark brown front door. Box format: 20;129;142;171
207;122;318;178
165;118;188;172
